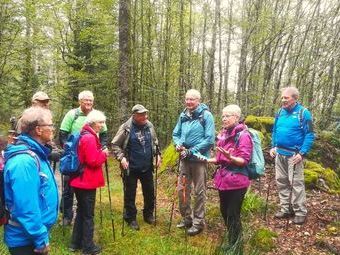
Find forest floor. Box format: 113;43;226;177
0;157;338;255
231;155;340;255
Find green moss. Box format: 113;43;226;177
245;115;274;133
304;169;319;188
245;115;274;147
304;161;340;193
159;143;179;174
249;227;278;252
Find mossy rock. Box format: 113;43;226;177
304;161;340;193
249;227;278;252
159;143;179;174
245;115;274;134
245;115;274;148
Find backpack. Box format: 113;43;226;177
0;147;40;226
235;128;265;180
59;131;87;176
181;109;208;128
275;107;306;129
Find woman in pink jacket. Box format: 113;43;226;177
69;110;109;255
207;104;253;254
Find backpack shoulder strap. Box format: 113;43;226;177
70;108;81;130
6;150;41;173
298;107;306;129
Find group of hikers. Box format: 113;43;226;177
0;86;314;255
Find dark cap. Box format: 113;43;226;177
32;91;50;101
132;104;148;114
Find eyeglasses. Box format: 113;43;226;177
38;124;55;128
222;114;234;119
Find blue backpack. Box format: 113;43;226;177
60;131;87;176
235;128;265;179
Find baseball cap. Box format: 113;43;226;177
32;91;50;102
132;104;148;114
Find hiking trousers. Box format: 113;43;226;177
123;170;155;222
275;154;307;216
178;160;207;228
219;188;247;246
71;188;96;251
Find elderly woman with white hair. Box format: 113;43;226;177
207;104;253;253
69;110;109;255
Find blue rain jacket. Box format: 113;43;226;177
272;103;315;156
3;134;58;249
173;103;215;158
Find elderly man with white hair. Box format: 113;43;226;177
59;90;108;226
3;107;58;255
172;89;215;236
270;86;315;225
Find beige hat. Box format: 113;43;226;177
132;104;148;114
32;91;50;102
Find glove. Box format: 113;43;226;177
176;144;184;152
180;149;191;159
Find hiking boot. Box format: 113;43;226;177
144;216;155;225
69;243;81;252
293;215;306;225
128;220;140;230
187;226;203;236
176;220;192;229
274;211;293;219
82;245;101;255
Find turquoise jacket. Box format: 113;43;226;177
173;103;215;159
3;134;58;249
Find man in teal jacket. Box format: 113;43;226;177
270;86;315;225
4;107;58;255
173;89;215;236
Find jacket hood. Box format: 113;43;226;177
181;103;210;120
4;134;51;161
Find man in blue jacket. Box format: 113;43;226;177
270;86;315;225
4;107;58;255
173;89;215;236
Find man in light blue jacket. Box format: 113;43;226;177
270;86;315;225
4;107;58;255
173;89;215;236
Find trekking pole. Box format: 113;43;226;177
182;174;188;254
121;167;129;236
286;161;296;230
61;174;65;236
154;145;160;226
168;158;181;233
263;171;271;222
105;160;116;241
99;188;103;226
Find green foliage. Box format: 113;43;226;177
242;190;266;216
304;161;340;194
249;227;278;252
159;143;179;174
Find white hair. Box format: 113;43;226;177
86;110;106;124
20;107;52;134
185;89;201;100
281;86;299;99
78;90;94;101
222;104;241;118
